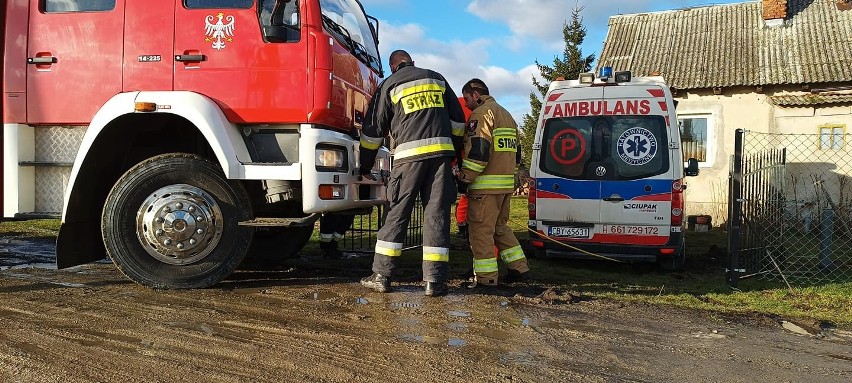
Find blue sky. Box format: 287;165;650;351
361;0;747;121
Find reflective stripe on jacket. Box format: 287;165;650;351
359;66;465;168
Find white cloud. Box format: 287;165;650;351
378;20;544;122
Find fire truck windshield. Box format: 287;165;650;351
320;0;382;73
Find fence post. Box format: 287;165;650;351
820;208;834;270
727;129;744;287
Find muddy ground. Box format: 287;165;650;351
1;238;851;383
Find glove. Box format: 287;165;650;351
456;178;469;194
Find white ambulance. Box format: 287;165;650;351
527;68;699;270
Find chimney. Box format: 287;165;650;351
762;0;788;26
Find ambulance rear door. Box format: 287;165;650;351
534;86;603;241
596;85;675;246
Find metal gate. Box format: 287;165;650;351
341;199;424;253
728;129;852;286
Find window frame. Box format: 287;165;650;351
184;0;254;10
818;124;846;151
677;113;716;167
43;0;117;13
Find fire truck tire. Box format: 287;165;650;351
243;226;314;266
101;153;254;288
657;241;686;272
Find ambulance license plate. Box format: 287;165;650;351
548;226;589;238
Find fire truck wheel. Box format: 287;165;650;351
101;153;254;288
242;226;314;267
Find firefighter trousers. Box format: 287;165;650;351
467;193;529;284
372;157;456;282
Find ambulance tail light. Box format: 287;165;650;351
671;179;685;226
527;178;537;220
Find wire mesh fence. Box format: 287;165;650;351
728;129;852;286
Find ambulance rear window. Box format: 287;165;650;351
539;115;670;181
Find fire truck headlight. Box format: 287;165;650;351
315;146;346;171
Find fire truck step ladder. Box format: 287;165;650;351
239;214;320;227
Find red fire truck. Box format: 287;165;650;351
2;0;390;288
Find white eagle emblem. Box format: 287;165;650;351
204;12;235;50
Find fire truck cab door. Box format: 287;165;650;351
173;0;308;123
123;0;176;91
26;0;125;124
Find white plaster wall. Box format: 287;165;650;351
673;87;852;224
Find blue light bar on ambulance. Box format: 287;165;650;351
598;66;613;80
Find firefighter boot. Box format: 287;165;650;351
320;240;342;259
360;273;391;293
424;281;448;297
503;269;529;284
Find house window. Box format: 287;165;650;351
678;115;714;165
819;124;845;150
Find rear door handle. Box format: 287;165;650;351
603;197;624;202
175;54;207;62
27;56;57;64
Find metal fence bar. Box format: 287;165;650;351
727;129;744;287
341;198;424;254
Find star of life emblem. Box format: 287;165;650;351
205;13;235;50
616;127;658;166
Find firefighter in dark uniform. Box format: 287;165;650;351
457;78;529;287
358;50;466;297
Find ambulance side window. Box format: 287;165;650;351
185;0;254;9
44;0;115;12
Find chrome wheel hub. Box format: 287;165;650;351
136;184;223;265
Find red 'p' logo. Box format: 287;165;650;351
549;128;586;165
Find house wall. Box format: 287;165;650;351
674;85;852;224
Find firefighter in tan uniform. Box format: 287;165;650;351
457;79;529;286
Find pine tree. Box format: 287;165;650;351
519;5;595;167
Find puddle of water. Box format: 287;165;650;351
306;291;339;301
498;351;536;366
355;297;369;305
448;310;471;318
499;301;510;308
521;318;530;326
1;262;57;271
0;238;58;270
399;334;467;347
447;322;467;332
482;328;513;341
2;273;85;288
389;302;423;309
